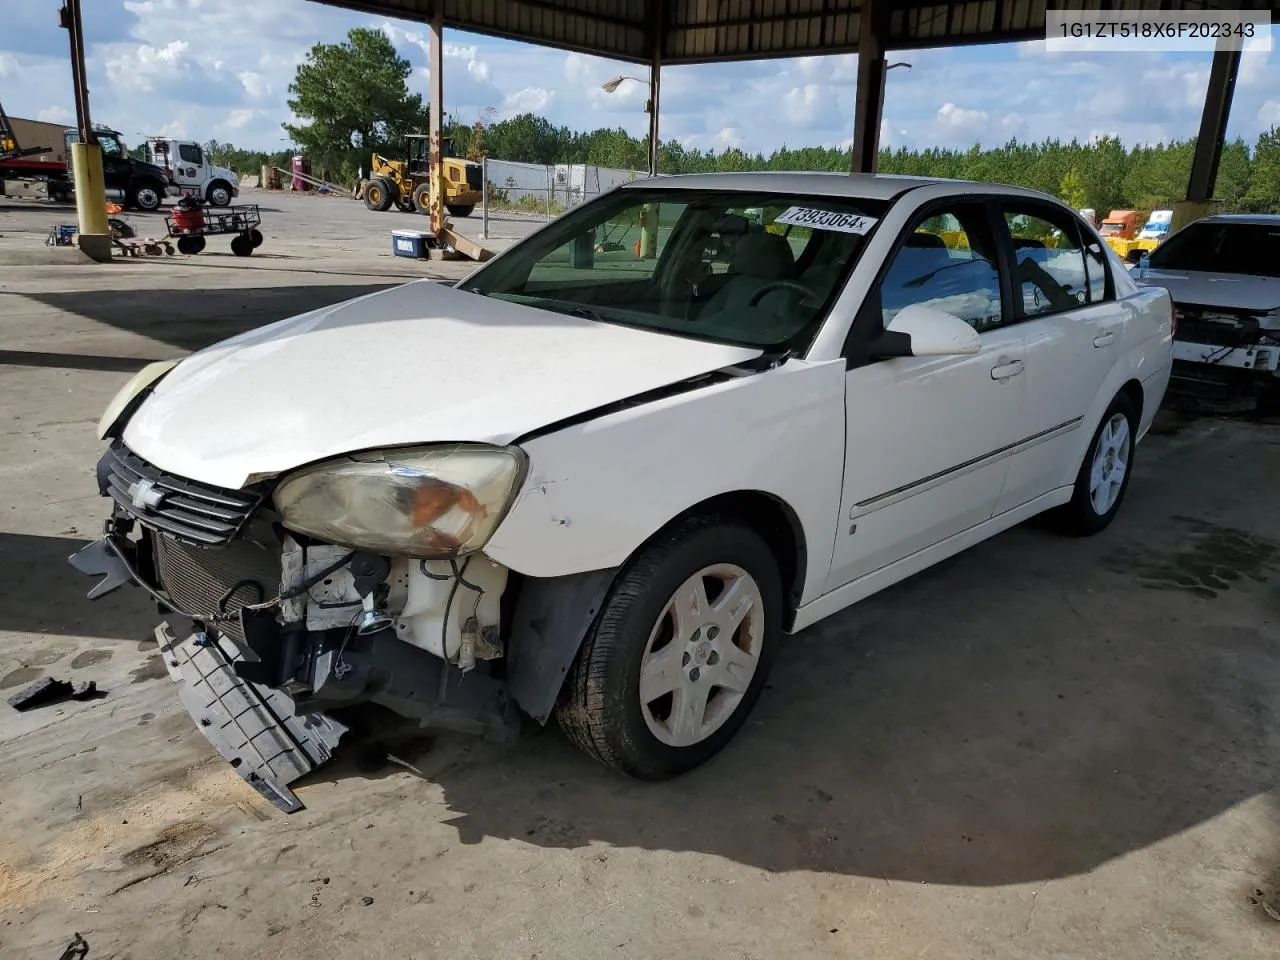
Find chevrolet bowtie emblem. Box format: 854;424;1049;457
127;478;166;510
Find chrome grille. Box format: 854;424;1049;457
153;527;281;642
101;441;263;545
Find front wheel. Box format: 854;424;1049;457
206;180;233;207
445;203;474;218
363;178;394;212
556;515;782;779
1048;392;1137;536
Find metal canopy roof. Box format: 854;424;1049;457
318;0;1277;64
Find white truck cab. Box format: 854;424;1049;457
146;137;239;207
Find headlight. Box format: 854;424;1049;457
97;359;180;439
273;444;526;558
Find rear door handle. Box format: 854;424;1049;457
1093;331;1117;348
990;359;1024;381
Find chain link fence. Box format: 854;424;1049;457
479;158;648;240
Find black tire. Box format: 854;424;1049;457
206;180;233;207
129;180;164;212
1048;392;1138;536
230;233;253;257
175;235;205;255
363;178;394;212
556;514;783;779
446;203;474;218
412;182;432;215
249;228;263;248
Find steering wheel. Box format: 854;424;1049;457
747;279;820;308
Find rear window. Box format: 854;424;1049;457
1148;221;1280;278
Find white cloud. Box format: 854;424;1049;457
0;52;17;77
36;106;73;124
238;70;269;99
103;40;190;92
502;86;552;116
711;127;742;148
225;109;254;129
936;102;989;130
782;84;823;124
1259;100;1280;126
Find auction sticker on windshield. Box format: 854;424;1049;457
774;207;878;234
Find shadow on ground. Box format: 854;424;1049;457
18;283;398;352
0;534;155;642
298;424;1280;887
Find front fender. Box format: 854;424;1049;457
484;358;848;608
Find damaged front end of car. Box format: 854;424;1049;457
69;438;599;813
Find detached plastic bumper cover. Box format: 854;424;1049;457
155;620;346;813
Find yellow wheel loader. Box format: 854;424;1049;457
360;135;482;217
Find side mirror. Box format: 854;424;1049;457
874;303;981;358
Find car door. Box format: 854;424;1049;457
993;202;1127;513
826;201;1028;592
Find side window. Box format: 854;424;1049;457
880;204;1004;333
178;143;203;165
523;201;687;292
1001;207;1095;316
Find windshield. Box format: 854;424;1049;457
1148;221;1280;278
463;188;888;350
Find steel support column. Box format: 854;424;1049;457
427;0;445;236
645;0;663;177
1186;40;1241;203
850;0;887;174
59;0;110;261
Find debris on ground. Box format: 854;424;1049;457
360;896;375;906
57;932;88;960
7;677;104;711
7;677;73;711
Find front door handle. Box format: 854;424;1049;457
1093;331;1117;348
990;359;1024;381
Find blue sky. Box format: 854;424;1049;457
1;0;1277;155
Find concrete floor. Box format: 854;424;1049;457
1;192;1278;959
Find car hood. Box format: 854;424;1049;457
122;281;762;489
1136;268;1280;314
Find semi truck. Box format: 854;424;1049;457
2;106;236;210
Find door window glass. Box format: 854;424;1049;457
880;205;1004;333
178;143;203;165
1001;208;1094;316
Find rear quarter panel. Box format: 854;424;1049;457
483;359;848;607
1056;282;1172;488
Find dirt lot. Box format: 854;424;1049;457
1;191;1278;960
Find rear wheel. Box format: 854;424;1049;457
1048;392;1137;536
556;515;782;779
249;228;263;248
363;178;394;212
129;181;164;212
446;203;474;218
175;235;205;255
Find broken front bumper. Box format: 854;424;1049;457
155;619;346;813
71;526;520;814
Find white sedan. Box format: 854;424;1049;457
72;173;1173;811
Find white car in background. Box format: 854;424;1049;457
1133;214;1280;410
72;173;1173;811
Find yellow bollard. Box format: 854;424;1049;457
70;141;112;262
639;203;659;259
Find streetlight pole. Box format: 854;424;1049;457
601;73;660;176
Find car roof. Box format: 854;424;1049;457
1196;213;1280;226
618;171;1064;204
